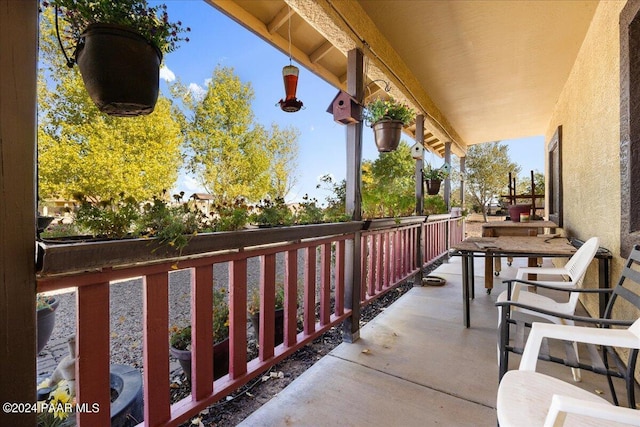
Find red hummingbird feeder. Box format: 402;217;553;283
278;64;303;112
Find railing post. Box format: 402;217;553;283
343;47;364;343
343;232;362;343
416;222;424;283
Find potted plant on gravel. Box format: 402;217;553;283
37;294;60;354
364;97;415;152
247;284;286;346
169;288;230;381
43;0;190;116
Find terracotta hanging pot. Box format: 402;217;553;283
426;179;442;195
372;119;403;152
75;24;162;116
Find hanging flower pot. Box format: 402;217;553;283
75;24;162;116
372;119;403;152
364;97;415;152
425;179;442;195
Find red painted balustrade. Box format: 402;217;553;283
36;216;463;426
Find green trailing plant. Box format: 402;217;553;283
213;198;251;231
43;0;190;55
251;197;293;226
423;164;449;181
40;221;84;239
136;195;213;251
170;287;229;350
363;97;415;126
74;192;140;239
295;194;325;225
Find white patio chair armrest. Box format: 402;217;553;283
544;395;640;427
526;280;575;289
516;267;568;278
520;321;640;371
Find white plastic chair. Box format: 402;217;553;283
497;236;599;381
497;320;640;426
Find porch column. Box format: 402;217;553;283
444;141;452;212
343;48;364;343
415;115;425;215
0;1;38;425
460;156;466;210
415;115;425;282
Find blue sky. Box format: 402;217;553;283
157;1;544;203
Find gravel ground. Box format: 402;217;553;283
40;215;500;371
39;250;335;372
37;216;496;425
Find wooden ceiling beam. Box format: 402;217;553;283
206;0;343;90
309;40;334;64
267;5;294;34
289;0;467;157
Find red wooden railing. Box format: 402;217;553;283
36;216;462;426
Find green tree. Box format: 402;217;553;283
515;170;545;196
362;141;416;218
37;9;183;203
175;66;299;204
465;142;521;221
265;124;299;199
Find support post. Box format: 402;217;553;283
444;141;452;212
460;156;466;237
415;115;425;283
343;48;364;343
415;115;425;216
459;156;466;209
0;1;38;425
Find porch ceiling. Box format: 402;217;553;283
206;0;598;157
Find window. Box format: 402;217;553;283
620;0;640;257
548;126;562;227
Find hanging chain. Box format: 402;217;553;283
54;6;75;68
287;5;292;65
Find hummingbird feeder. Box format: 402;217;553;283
278;63;303;112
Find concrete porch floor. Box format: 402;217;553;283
239;255;628;426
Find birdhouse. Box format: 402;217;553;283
410;142;424;160
326;90;361;125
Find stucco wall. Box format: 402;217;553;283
546;1;625;317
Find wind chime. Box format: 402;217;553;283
278;7;303;112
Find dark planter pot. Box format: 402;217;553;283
170;338;230;382
425;179;442;195
110;364;144;427
248;308;285;346
507;204;532;223
37;216;54;233
75;23;162;117
372;119;403;152
37;298;59;353
37;364;143;427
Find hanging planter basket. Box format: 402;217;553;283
75;24;162;117
372;119;403;152
426;179;442;195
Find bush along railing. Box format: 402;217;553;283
35;216;463;426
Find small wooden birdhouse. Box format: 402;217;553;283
326;90;361;125
410;142;424;160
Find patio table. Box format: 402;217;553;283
450;236;611;328
481;220;558;278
